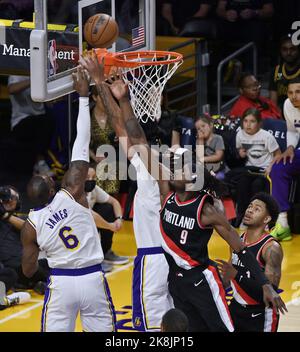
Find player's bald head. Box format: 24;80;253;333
27;175;56;207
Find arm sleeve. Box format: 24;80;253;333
94;185;110;203
71;97;91;162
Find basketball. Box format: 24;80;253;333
83;13;119;48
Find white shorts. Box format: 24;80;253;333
41;264;116;332
132;247;174;331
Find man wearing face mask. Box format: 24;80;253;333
0;186;49;294
85;167;128;273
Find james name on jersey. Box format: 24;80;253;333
45;208;68;230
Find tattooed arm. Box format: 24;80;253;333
262;241;283;288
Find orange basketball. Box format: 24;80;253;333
83;13;119;48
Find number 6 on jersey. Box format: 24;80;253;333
59;226;80;250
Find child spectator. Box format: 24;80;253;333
230;73;281;119
234;108;281;227
195;115;225;179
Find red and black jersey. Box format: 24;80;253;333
160;191;214;270
231;232;278;305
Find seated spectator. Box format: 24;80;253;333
216;0;274;52
159;0;212;36
0;185;49;293
89;86;120;196
8;75;55;176
230;73;281;119
270;79;300;241
85;167;128;273
269;34;300;113
161;308;189;332
195;115;225;179
234;108;281;227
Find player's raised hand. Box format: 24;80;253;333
216;259;237;286
72;66;90;97
79;49;105;85
105;70;129;101
262;284;288;315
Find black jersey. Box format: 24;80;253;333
160;191;214;270
231;232;277;305
269;62;300;111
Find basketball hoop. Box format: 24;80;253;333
95;49;183;124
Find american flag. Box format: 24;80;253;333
132;26;145;47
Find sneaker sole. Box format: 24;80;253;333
103;259;129;265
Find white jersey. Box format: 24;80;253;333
130;153;162;248
28;189;103;269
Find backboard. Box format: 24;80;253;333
30;0;155;102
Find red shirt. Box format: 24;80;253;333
230;95;281;119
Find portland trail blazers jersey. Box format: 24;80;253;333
160;191;214;270
27;189;103;269
231;233;277;305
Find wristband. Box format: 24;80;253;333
235;247;269;287
115;216;123;220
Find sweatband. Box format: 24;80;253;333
71;97;90;163
234;247;269;287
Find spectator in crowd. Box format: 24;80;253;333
216;0;274;50
269;34;300;113
270;79;300;241
195;115;226;179
234;108;281;227
8;75;55;176
159;0;212;36
161;308;189;332
0;185;49;294
89;86;120;196
85;167;128;273
171;115;197;151
230;73;281;119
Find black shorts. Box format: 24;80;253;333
229;299;279;332
168;262;234;332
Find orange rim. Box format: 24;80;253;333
94;48;183;68
113;50;183;67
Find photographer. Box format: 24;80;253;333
0;186;49;294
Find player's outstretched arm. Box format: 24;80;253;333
262;241;283;289
21;221;39;278
105;75;172;203
201;201;288;314
62;67;90;207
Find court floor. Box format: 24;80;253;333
0;221;299;332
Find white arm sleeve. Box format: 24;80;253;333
71;97;91;162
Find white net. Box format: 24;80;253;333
119;52;183;124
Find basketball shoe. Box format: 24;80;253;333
104;250;129;265
270;223;292;241
0;281;31;310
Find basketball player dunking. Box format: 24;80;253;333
79;53;174;332
218;193;284;332
21;67;116;332
80;54;287;332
